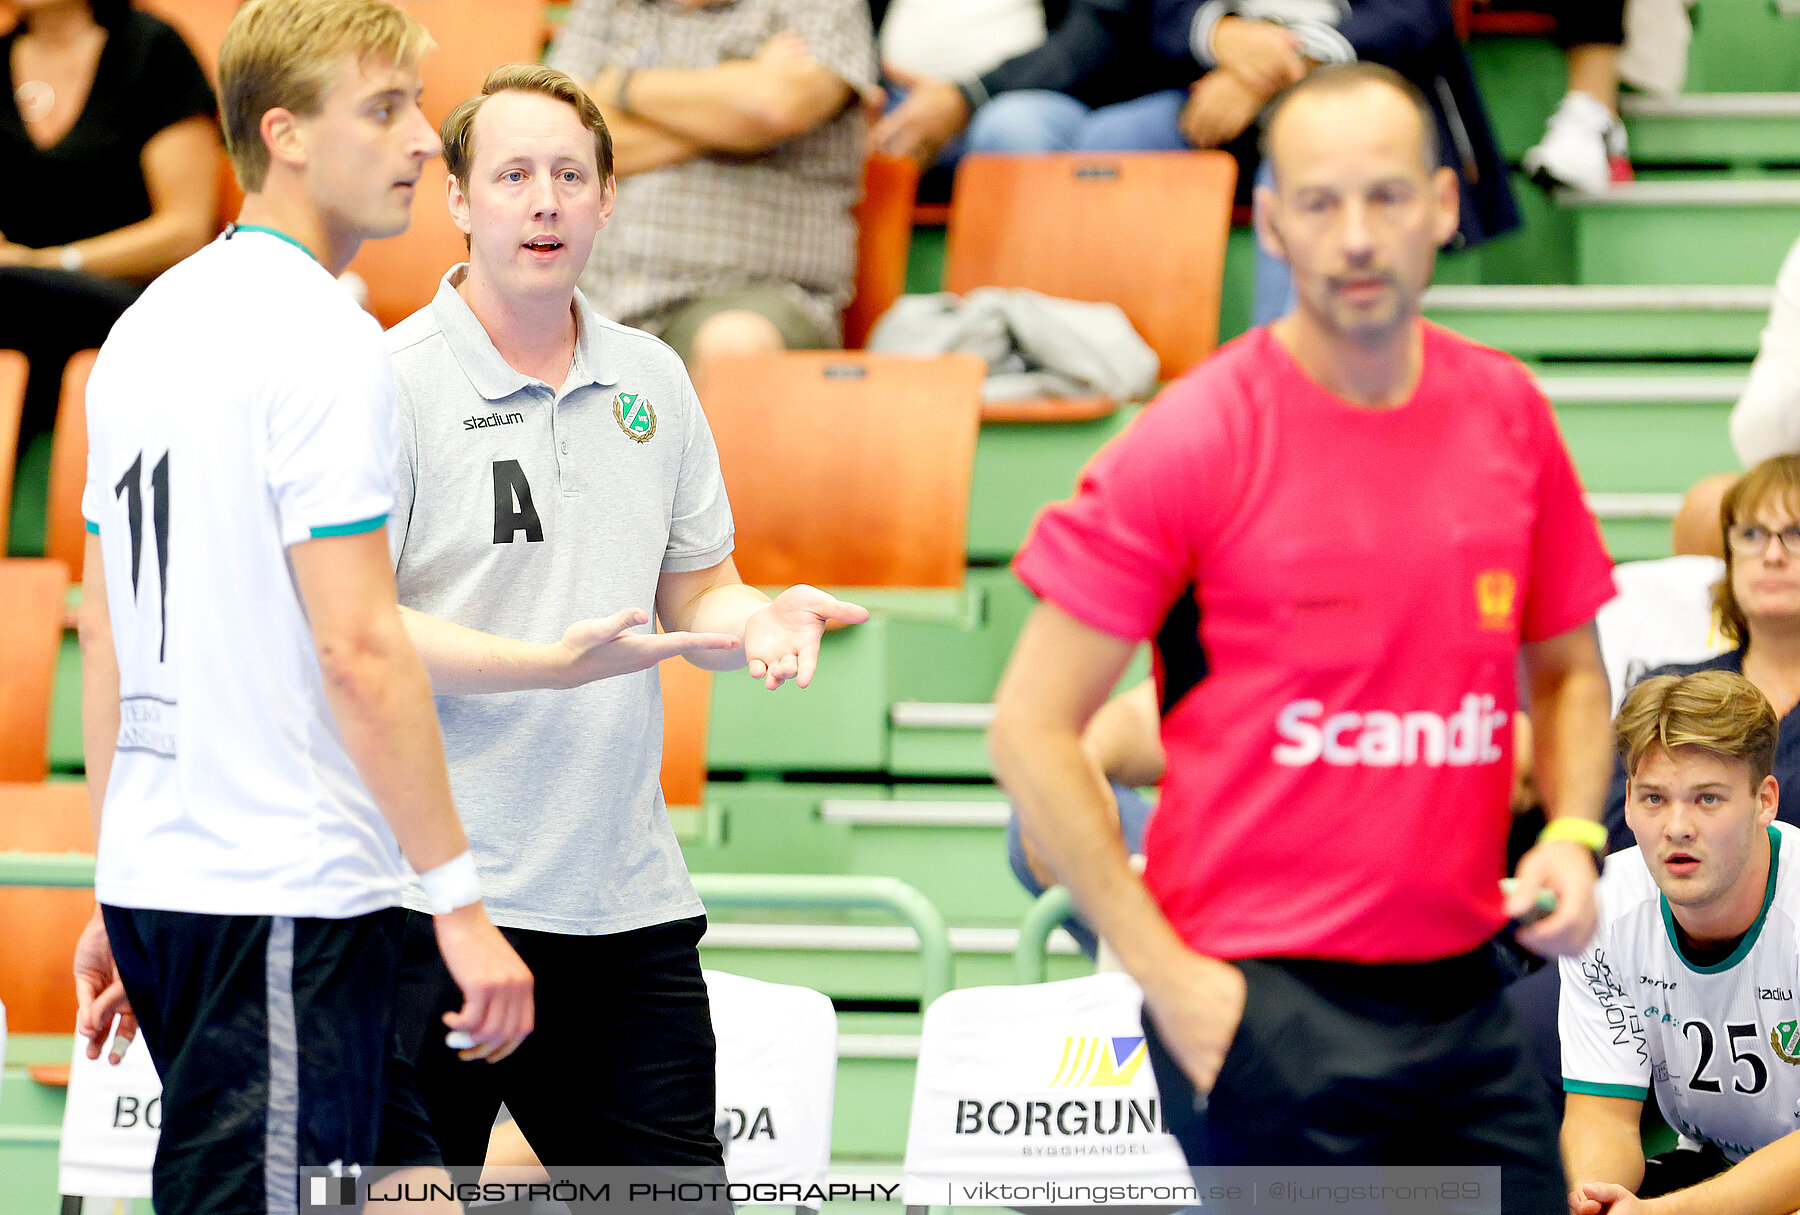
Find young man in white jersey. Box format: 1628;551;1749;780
379;64;867;1198
1562;670;1800;1215
70;2;533;1211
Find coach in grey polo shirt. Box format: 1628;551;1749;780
382;66;867;1188
389;266;724;934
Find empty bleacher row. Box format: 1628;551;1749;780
4;1;1800;1210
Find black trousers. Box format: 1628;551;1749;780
1489;0;1627;47
1146;947;1567;1215
104;905;439;1215
1640;1145;1730;1197
395;911;729;1213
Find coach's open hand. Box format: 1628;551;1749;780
73;909;138;1063
555;608;740;687
435;904;535;1063
1139;950;1248;1095
742;585;870;690
1510;837;1600;958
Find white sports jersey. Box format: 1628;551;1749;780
82;228;407;918
1560;822;1800;1161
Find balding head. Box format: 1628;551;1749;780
1261;62;1439;188
1251;61;1459;352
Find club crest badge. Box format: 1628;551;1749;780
1773;1020;1800;1065
1475;568;1517;632
613;391;655;443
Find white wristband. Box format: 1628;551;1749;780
418;850;481;915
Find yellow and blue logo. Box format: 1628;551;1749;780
1048;1036;1148;1088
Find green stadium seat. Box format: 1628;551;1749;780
1564;181;1800;286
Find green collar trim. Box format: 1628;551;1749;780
1661;825;1781;975
309;513;388;540
1564;1078;1649;1101
228;223;316;262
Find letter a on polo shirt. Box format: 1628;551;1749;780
491;459;543;544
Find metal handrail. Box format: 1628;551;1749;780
0;851;95;887
693;872;954;1007
1012;885;1074;985
0;857;958;1005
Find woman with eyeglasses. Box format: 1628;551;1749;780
1599;452;1800;853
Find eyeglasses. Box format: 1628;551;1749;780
1727;522;1800;557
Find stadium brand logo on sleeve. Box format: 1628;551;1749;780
1272;694;1507;768
613;391;656;443
1773;1022;1800;1065
464;410;526;430
1475;569;1517;632
1049;1036;1148;1088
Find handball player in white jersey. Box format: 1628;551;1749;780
71;3;532;1211
1564;670;1800;1215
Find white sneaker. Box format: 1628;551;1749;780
1523;91;1630;193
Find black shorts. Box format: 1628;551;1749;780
1145;946;1566;1215
1487;0;1626;47
1640;1144;1731;1197
395;911;727;1210
102;904;440;1215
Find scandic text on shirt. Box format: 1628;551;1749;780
1272;694;1508;768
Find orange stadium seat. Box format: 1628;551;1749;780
0;781;94;1034
141;0;550;328
346;0;551;328
137;0;238;82
945;151;1238;389
843;153;921;350
659;656;712;810
0;559;71;783
0;349;26;545
45;349;96;577
699;351;986;589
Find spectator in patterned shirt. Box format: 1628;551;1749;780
546;0;876;390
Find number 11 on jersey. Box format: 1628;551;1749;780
114;449;170;662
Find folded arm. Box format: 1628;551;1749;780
3;117;220;279
591;34;853;160
1561;1091;1647;1212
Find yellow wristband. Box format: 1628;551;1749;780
1538;817;1607;854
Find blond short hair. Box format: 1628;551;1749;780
1616;670;1778;786
219;0;431;192
441;64;614;187
1714;454;1800;648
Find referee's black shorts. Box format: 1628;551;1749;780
1145;944;1566;1215
103;904;440;1215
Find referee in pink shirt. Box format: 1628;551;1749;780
991;62;1615;1214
